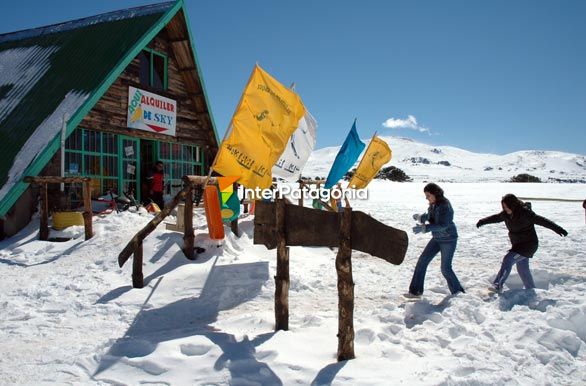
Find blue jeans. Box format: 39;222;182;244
409;238;464;295
493;251;535;290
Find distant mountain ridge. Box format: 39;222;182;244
303;136;586;183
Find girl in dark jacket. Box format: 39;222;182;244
408;183;465;297
476;194;568;291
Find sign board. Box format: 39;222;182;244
253;201;408;265
127;86;177;136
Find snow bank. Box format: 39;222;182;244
0;183;585;385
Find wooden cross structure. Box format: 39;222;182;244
254;199;408;361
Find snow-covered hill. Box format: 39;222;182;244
303;136;586;183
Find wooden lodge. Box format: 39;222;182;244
0;1;218;239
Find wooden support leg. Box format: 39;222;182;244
298;182;304;207
231;218;239;237
132;241;144;288
40;184;49;241
275;198;289;331
82;181;93;240
336;206;355;361
230;183;239;236
183;186;195;260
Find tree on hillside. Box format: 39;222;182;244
376;166;412;182
344;166;412;182
510;173;541;183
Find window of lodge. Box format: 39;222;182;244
139;48;168;91
65;129;119;200
157;142;204;196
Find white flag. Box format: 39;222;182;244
272;110;317;180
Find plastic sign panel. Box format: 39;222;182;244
127;86;177;136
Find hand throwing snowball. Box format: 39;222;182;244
476;194;568;292
407;183;465;297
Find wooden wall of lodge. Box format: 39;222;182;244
78;30;216;151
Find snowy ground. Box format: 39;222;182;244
1;182;585;385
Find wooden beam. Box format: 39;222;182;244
298;181;304;207
274;198;290;331
118;189;187;267
39;184;49;241
253;201;408;265
230;218;239;237
132;241;144;288
25;176;91;184
183;186;195;260
230;183;240;237
183;175;219;186
336;206;355;361
82;181;93;240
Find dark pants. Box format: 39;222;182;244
493;251;535;290
151;191;164;210
409;238;465;295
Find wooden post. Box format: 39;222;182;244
39;183;49;241
298;181;304;207
231;218;239;236
230;183;239;236
274;198;290;331
336;206;355;361
183;186;195;260
82;181;93;240
132;241;144;288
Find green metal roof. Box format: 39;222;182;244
0;1;208;216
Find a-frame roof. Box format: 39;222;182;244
0;0;218;216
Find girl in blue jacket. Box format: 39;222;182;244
408;183;465;297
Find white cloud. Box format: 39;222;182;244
382;115;431;135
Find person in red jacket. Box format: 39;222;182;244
146;161;165;209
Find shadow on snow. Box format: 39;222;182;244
93;246;281;385
404;295;453;329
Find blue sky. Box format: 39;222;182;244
1;0;584;155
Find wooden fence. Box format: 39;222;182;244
24;176;93;241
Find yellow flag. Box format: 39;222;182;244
348;136;392;189
213;65;305;189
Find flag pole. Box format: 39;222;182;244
332;118;356;191
347;131;376;190
203;64;260;187
344;130;380;208
289;82;305;184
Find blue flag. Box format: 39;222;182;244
325;120;366;189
